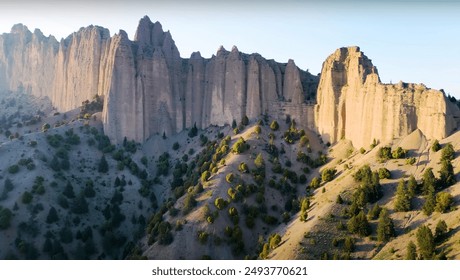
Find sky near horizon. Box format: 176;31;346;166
0;0;459;97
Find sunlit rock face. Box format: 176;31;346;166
315;46;459;148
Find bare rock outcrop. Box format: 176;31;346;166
102;16;319;143
315;46;460;148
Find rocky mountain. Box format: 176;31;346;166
0;16;318;144
315;46;460;148
1;16;458;147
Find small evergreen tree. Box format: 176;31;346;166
46;207;59;224
394;179;411;212
407;175;418;197
435;219;448;241
321;168;337;182
378;168;391;179
270;120;279;131
422;168;436;196
98;155;109;173
435;192;453;213
63;182;75;199
405;241;417;260
241;115;249;126
440;143;455;161
269;233;281;249
347;211;371;236
416;225;435;260
71;192;89;215
438;160;456;189
254;153;265;169
0;207;12;229
367;203;382;220
422;190;436;216
431;139;441;152
376;208;395;242
309;177;321;189
188;123;198;138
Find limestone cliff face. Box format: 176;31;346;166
0;24;114;111
315;47;460;148
102;16;318;143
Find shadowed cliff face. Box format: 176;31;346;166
0;18;458;146
315;46;460;148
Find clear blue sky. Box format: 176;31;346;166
1;0;459;97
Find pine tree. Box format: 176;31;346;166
98;155;109;173
71;192;89;214
431;139;441;152
422;190;436;216
440;143;455;161
347;211;371;236
394;179;411;212
422;168;437;195
63;182;75;199
254;153;265;169
407;175;418;197
46;207;59;224
439;160;456;189
435;219;448;241
367;203;382;220
270;120;279;131
416;225;434;260
435;192;453;213
376;208;395;242
405;241;417;260
241;115;249;126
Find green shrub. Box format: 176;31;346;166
431;139;441;152
378;146;392;160
406;157;416;165
435;192;453;213
441;143;455;161
201;171;211;182
197;231;209;244
172;142;180;150
269;233;281;249
392;147;407;159
226;173;234;183
241;115;249;126
321;168;337;182
21;191;33;204
8;165;19;174
0;207;12;229
214;197;227;210
232;137;249;154
238;162;249;173
309;177;321;189
270;120;279;131
378;168;391;179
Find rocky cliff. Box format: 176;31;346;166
1;18;458;146
103;16;318;143
315;46;460;148
0;16;318;143
0;23;113;111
